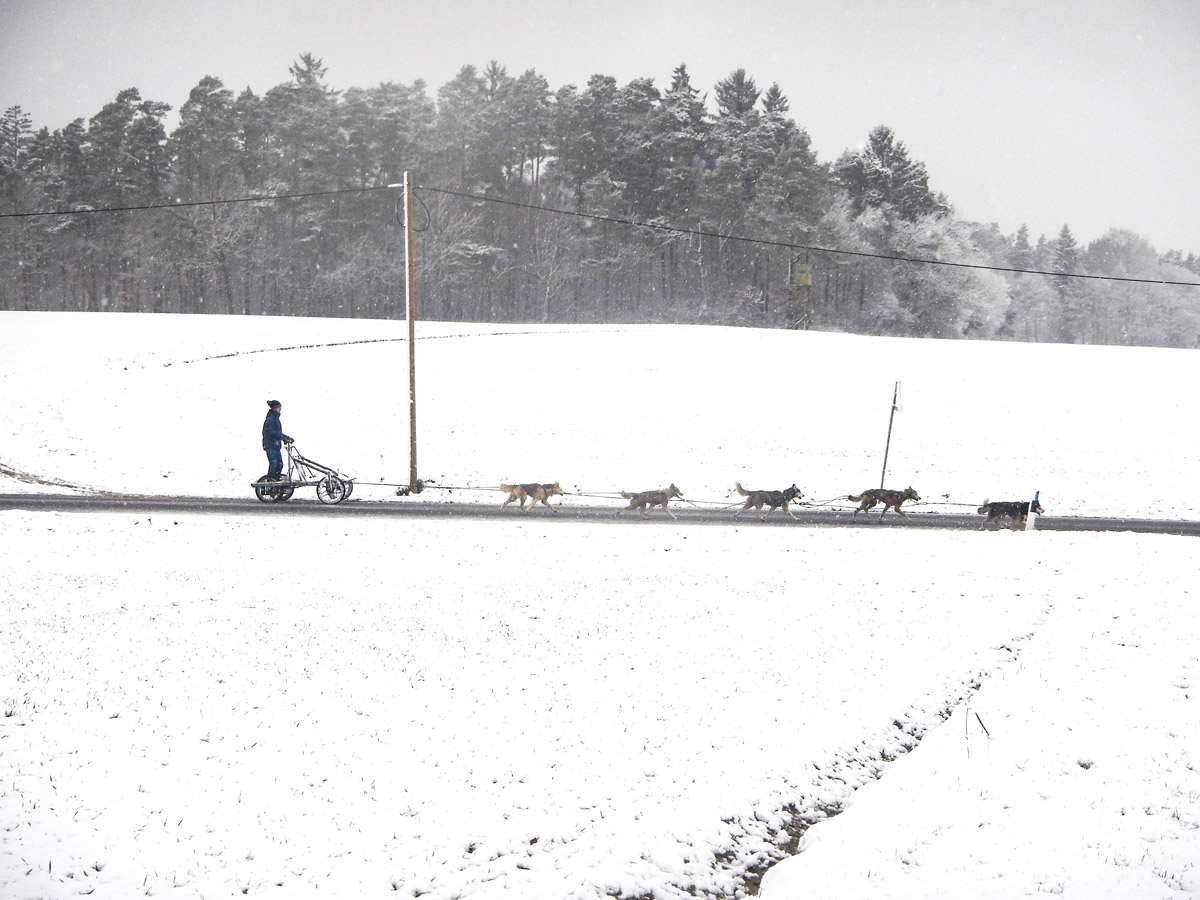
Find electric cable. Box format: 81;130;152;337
2;181;1196;286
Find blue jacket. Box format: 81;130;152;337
262;409;292;451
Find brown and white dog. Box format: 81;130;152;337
848;486;921;520
619;484;683;519
499;482;564;512
734;482;804;520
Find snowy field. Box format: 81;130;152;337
1;311;1197;899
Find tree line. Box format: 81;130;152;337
1;54;1197;346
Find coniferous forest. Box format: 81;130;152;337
1;54;1197;346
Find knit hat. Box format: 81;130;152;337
267;400;281;409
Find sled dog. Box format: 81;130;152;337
977;498;1044;530
499;482;564;512
848;486;921;520
734;482;804;520
619;484;683;519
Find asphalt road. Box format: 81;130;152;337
2;493;1197;536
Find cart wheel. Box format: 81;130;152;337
342;479;354;499
255;476;294;502
254;475;278;503
317;475;347;504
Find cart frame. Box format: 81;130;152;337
251;443;355;504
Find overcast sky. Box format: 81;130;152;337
2;0;1197;253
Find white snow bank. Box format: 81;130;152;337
1;312;1197;898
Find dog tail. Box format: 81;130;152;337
620;491;633;499
499;483;514;493
977;504;991;514
734;481;750;496
848;493;863;502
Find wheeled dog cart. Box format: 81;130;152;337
251;443;355;504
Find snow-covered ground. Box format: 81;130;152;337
1;311;1197;899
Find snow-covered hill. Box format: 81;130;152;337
1;313;1197;899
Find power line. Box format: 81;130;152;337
2;182;1198;287
419;186;1200;288
0;184;397;219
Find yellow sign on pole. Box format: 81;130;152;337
792;264;812;287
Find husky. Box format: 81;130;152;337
499;482;564;512
977;498;1044;530
848;486;921;520
618;484;683;519
734;482;804;520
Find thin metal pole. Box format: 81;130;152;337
404;171;420;493
880;381;899;489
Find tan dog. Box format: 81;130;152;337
619;484;683;519
848;486;920;520
499;482;564;512
734;482;803;520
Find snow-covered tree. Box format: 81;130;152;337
645;64;709;226
1052;224;1088;341
834;125;948;223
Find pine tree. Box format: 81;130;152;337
508;70;553;188
1010;224;1032;270
0;106;33;185
288;52;327;87
171;76;239;199
548;74;621;200
1053;224;1079;278
610;77;662;219
1053;224;1087;341
340;79;434;189
703;70;774;223
431;65;487;189
714;69;760;119
85;88;171;205
232;88;267;191
748;126;828;241
476;61;522;190
262;55;346;193
651;64;709;225
834;125;947;223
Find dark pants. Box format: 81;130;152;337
265;447;284;479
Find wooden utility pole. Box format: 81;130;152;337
879;381;900;489
403;172;421;493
